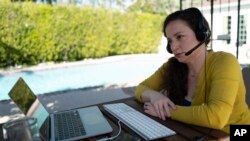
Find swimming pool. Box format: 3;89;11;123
0;55;166;100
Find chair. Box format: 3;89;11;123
242;65;250;107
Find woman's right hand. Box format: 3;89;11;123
142;90;176;121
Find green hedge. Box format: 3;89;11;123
0;2;165;67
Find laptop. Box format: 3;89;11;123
8;77;113;141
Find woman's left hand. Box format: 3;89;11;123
144;102;167;118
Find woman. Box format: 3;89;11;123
135;7;250;133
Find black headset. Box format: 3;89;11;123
166;9;211;54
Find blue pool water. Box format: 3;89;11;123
0;57;164;100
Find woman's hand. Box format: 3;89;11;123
144;102;160;117
142;90;176;120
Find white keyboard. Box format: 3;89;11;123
103;103;176;140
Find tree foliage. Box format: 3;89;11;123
128;0;179;15
0;2;164;68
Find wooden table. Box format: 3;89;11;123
0;97;229;141
96;97;229;141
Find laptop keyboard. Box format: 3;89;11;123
54;110;86;141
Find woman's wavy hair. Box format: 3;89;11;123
162;57;188;105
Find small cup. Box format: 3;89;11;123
2;117;40;141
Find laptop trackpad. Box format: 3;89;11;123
78;106;112;136
83;113;102;124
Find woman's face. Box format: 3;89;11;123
165;20;200;63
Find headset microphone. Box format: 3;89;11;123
184;39;206;56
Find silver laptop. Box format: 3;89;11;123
8;77;113;141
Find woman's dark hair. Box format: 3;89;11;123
162;57;188;105
162;7;211;45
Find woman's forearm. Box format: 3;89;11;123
141;89;161;102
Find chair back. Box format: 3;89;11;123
242;65;250;107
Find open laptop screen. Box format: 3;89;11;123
8;78;49;128
8;78;36;115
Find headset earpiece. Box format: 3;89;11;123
196;18;208;42
196;9;211;42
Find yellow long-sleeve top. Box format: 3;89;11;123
135;51;250;133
